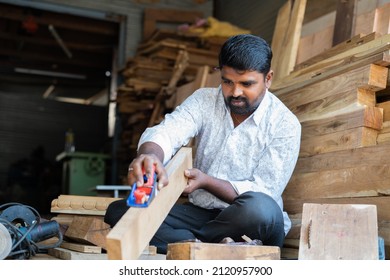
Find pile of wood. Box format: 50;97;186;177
271;0;390;259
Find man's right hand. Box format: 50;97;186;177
127;142;168;190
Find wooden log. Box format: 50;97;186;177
298;203;378;260
166;242;280;260
106;147;192;260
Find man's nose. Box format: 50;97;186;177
232;85;243;97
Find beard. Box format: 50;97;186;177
225;95;263;115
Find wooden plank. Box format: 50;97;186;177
298;203;378;260
284;157;390;200
284;196;390;222
332;0;357;46
143;8;203;40
64;216;110;249
166;242;280;260
296;25;334;66
60;241;102;254
51;195;121;216
106;147;193;260
48;247;108;260
299;126;378;157
296;33;379;71
271;0;307;82
301;106;383;140
278;65;387;124
169;65;210;109
272;34;390;93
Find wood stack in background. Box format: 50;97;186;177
271;0;390;259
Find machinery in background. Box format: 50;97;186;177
0;203;62;260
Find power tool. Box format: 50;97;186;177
126;166;158;208
0;203;63;260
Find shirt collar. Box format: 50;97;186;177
252;89;270;125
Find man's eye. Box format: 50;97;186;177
222;80;233;86
242;82;252;87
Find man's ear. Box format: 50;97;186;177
265;70;273;88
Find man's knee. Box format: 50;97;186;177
234;191;283;225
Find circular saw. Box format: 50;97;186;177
0;223;12;260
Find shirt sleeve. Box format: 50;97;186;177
138;89;205;164
229;115;301;202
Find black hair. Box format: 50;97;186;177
218;34;273;74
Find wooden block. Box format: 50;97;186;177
298;203;378;260
106;147;193;260
377;101;390;122
64;216;110;249
48;247;107;260
166;242;280;260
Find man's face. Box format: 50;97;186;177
220;66;273;115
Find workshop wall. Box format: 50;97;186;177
35;0;214;59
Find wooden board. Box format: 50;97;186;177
60;241;102;254
332;0;357;46
105;147;192;260
298;203;378;260
48;247;108;260
299;126;378;157
166;242;280;260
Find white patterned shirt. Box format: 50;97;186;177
138;86;301;234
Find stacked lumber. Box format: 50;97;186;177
271;0;390;260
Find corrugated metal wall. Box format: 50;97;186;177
214;0;287;45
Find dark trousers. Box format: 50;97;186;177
104;191;285;254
